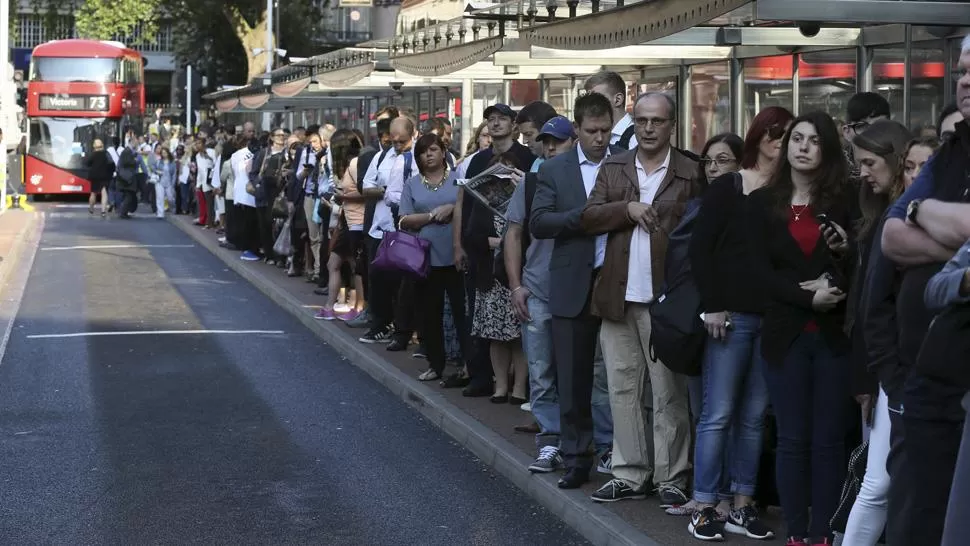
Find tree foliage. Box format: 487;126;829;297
75;0;158;43
69;0;323;89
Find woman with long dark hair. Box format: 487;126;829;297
314;130;366;321
398;133;469;381
684;108;793;541
746;111;857;546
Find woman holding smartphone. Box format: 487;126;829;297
746;111;857;546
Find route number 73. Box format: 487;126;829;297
88;96;107;110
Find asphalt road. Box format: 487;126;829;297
0;204;587;546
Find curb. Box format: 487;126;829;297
170;217;661;546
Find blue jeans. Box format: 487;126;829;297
690;371;738;502
523;297;612;453
523;297;560;449
179;183;193;213
763;331;850;539
693;312;768;504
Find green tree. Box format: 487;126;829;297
75;0;158;44
71;0;322;89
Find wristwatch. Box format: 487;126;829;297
906;199;923;226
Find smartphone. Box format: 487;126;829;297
816;213;844;244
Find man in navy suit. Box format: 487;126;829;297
530;93;617;489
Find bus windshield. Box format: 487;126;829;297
28;118;121;171
29;57;119;83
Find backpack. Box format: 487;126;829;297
647;173;742;376
493;173;538;287
617;125;636;149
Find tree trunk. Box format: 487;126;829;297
223;6;273;83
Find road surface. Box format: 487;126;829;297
0;205;587;546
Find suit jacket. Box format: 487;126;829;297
529;145;618;319
580;147;701;321
746;186;858;366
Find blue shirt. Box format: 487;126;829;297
887;156;936;220
399;172;460;267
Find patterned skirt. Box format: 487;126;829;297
471;280;520;342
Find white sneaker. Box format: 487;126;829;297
520;402;531;412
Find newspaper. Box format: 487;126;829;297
456;163;523;217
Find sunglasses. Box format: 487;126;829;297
766;124;787;140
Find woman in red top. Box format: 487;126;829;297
746;111;857;546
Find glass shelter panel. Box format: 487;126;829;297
799;49;857;124
911;40;947;133
690;62;730;153
872;45;906;121
743;55;795;134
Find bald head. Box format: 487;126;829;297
390;117;415;153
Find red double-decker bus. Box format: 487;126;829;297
25;39;145;196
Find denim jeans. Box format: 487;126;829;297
523;297;560;449
693;312;769;504
763;331;850;540
523;296;612;453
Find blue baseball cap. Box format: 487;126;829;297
538;116;576;141
483;103;515;120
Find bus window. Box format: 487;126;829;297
29;57;119;83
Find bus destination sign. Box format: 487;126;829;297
39;94;109;112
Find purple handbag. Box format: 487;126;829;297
371;230;431;278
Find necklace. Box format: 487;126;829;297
422;169;448;191
791;204;808;221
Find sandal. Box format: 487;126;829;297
418;369;440;381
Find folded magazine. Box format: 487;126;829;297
456;163;523;217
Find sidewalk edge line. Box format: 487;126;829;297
0;212;44;364
170;217;662;546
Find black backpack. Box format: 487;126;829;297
617;125;636;149
648;173;741;376
494;173;538;287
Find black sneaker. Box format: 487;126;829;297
689;507;725;541
358;327;392;344
725;505;774;540
386;338;408;352
591;478;647;503
658;484;690;508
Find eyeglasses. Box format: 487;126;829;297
700;155;737;167
766;124;787;140
272;132;285;138
846;121;870;133
634;117;671;128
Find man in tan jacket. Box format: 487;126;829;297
581;92;701;505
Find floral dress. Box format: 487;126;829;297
470;214;520;342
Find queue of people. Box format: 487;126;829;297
166;36;968;546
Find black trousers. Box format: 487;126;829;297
550;293;601;471
224;199;237;245
393;276;423;344
256;205;277;260
420;266;470;375
886;378;964;546
118;189;138;216
234;204;260;253
205;191;217;227
463;270;494;389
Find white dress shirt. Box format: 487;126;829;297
625;149;670;303
611;113;638;150
230;147;256;208
576;145;610;268
364;147;400;239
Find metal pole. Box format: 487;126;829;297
678;64;692;151
730;56;744;135
461;78;473;154
1;0;10;210
903;24;912;128
186;65;192;134
266;0;274;75
791;53;800;116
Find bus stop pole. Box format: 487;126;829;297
186;65;193;135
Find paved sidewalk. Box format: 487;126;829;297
170;215;779;546
0;209;41;289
